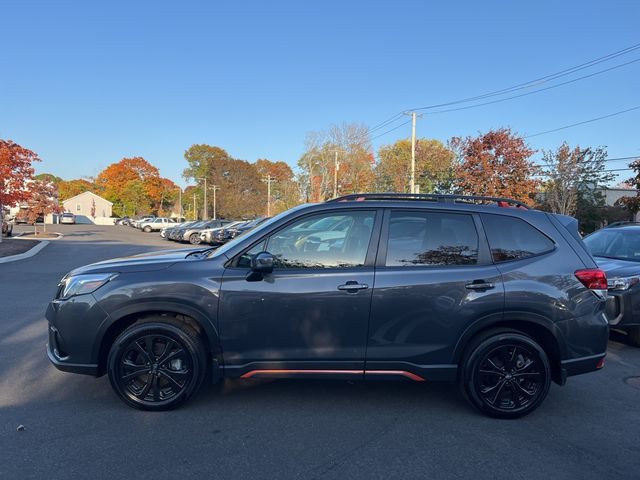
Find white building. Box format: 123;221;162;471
61;191;113;224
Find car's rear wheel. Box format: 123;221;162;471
189;233;201;245
107;318;207;410
143;226;152;233
627;327;640;347
460;329;551;419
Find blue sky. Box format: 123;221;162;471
1;0;639;187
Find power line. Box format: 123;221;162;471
413;43;640;111
360;42;640;140
524;105;640;138
369;119;412;141
425;58;640;115
536;155;640;165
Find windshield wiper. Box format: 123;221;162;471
185;247;216;258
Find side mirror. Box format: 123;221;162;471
251;251;274;274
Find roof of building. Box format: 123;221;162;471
61;191;113;205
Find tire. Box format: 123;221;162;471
143;226;152;233
189;233;201;245
107;317;207;410
627;327;640;347
459;329;551;419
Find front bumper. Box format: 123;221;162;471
47;338;98;376
605;290;640;328
45;294;109;377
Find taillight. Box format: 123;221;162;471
575;269;608;290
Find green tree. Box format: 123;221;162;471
183;144;266;219
255;159;301;214
376;138;455;193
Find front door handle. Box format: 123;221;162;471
465;280;495;290
337;281;369;292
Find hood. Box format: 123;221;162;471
594;256;640;278
67;248;202;276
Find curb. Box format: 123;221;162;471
0;240;50;264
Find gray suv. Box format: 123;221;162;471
46;193;609;418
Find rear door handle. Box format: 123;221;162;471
465;281;495;290
338;281;369;292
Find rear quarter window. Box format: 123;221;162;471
481;214;555;262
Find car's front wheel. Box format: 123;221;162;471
143;226;152;233
460;329;551;419
189;233;201;245
107;318;207;410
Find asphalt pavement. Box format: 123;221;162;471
0;224;638;480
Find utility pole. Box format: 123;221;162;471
404;111;422;193
263;175;276;217
333;151;340;198
199;177;208;219
177;187;182;219
211;185;219;220
193;193;197;220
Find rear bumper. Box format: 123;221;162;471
560;352;606;381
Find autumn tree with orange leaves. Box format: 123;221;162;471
25;179;63;234
0;140;40;242
58;179;94;201
450;128;540;205
255;159;300;214
96;157;177;216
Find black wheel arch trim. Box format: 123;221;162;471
93;301;221;368
453;311;567;365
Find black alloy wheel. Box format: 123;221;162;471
461;330;551;418
107;318;206;410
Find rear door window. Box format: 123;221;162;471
480;214;555;262
385;211;479;266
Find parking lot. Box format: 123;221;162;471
0;224;639;479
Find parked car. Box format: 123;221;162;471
47;193;608;417
139;217;176;233
177;219;231;245
167;221;204;241
161;221;194;239
14;209;29;224
60;212;76;224
115;216;131;226
199;221;243;245
130;216;155;228
583;223;640;346
2;216;13;237
211;218;269;244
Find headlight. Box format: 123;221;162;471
60;273;117;299
608;275;640;291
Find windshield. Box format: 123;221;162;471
209;205;311;259
584;228;640;262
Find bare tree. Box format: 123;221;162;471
542;143;614;216
298;123;375;201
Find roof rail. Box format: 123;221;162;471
327;193;531;209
